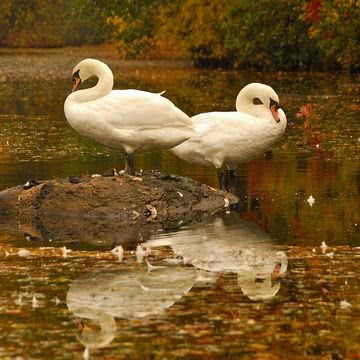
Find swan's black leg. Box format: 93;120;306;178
223;169;231;192
125;153;135;175
228;170;236;193
217;169;226;190
218;168;236;192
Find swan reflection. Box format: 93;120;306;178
66;264;197;350
66;212;287;352
145;212;287;301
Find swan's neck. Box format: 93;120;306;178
236;96;262;117
69;63;114;103
236;95;270;119
236;96;250;113
76;311;116;348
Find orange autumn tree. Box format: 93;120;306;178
304;0;360;71
156;0;228;65
0;0;358;71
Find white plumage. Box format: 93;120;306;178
171;83;287;188
64;58;194;174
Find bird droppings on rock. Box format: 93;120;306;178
23;179;41;190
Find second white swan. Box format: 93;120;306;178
171;83;287;189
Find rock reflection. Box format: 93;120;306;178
146;212;287;300
66;264;196;351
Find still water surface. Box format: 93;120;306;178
0;49;359;358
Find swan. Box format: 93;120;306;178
146;212;288;301
171;83;287;190
66;265;196;349
64;59;194;175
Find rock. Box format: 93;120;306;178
0;171;238;245
68;176;87;184
23;179;41;190
102;169;117;177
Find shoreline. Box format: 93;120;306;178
0;46;358;75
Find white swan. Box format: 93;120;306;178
171;83;287;189
66;265;196;349
64;59;194;175
146;212;288;301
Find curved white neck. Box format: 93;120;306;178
236;92;272;119
235;95;249;113
76;310;116;348
236;94;265;117
68;63;114;103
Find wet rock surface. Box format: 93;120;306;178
0;171;238;244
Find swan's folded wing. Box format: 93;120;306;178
191;112;258;145
90;89;193;131
191;112;225;133
176;112;262;165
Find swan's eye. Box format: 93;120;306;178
252;97;263;105
270;98;280;110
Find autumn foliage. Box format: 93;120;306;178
0;0;358;71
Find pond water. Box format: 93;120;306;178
0;49;359;359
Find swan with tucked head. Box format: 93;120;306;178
64;59;194;175
171;83;287;190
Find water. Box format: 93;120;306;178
0;49;359;358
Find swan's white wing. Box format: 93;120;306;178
172;111;284;168
66;89;194;153
172;112;246;167
89;90;192;129
191;112;225;133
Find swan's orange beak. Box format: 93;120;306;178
271;105;280;123
72;77;81;93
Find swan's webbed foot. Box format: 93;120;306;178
125;153;136;175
